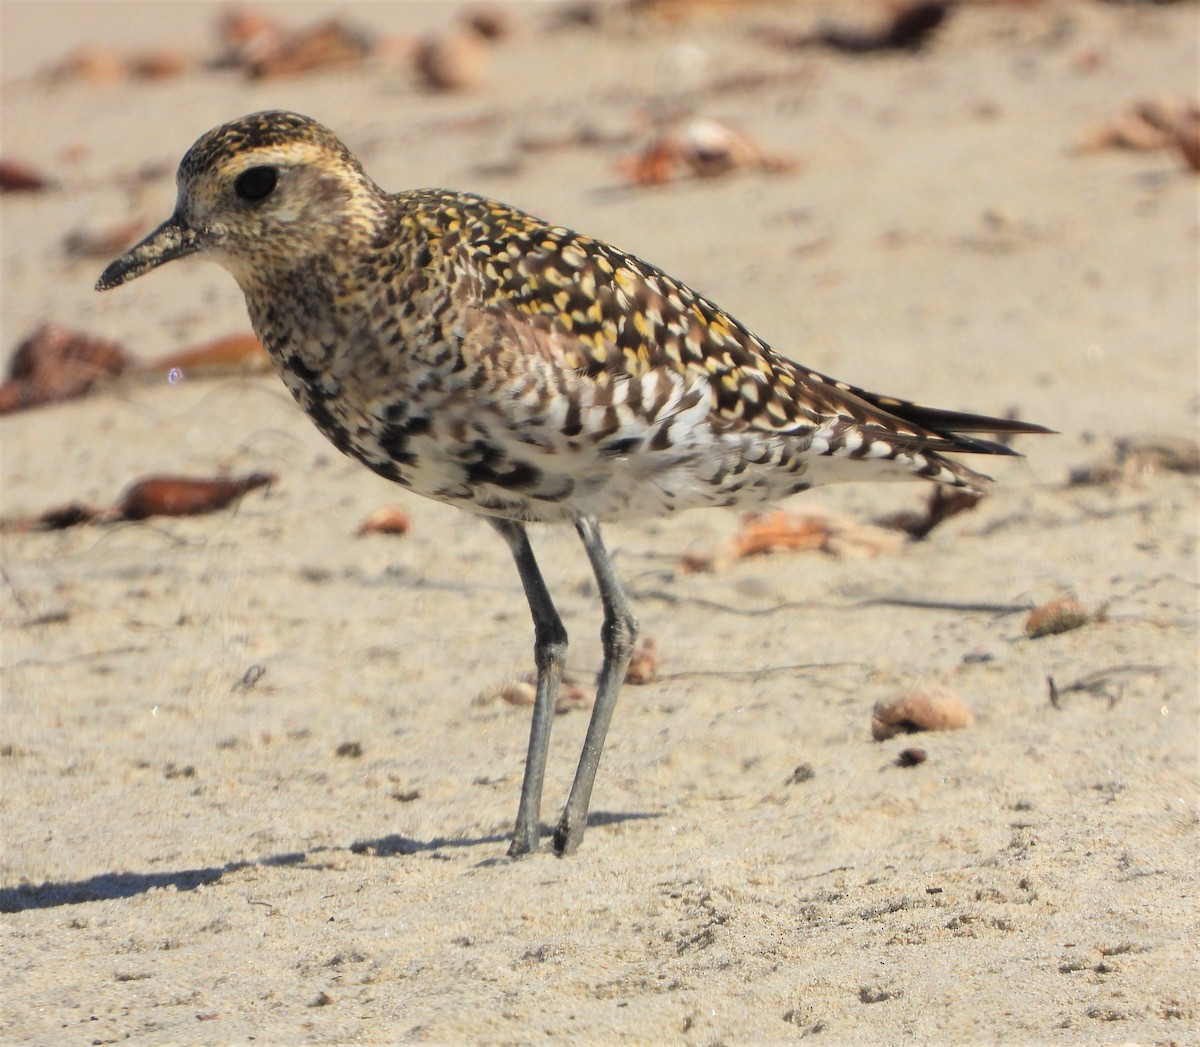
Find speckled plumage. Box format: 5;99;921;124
98;111;1049;857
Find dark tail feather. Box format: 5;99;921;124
844;386;1055;455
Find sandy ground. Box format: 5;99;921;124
1;2;1197;1044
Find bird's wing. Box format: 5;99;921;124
432;193;1050;460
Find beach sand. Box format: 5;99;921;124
2;2;1196;1043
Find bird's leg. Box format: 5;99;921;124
490;518;569;858
554;515;639;855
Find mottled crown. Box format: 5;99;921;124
178;110;363;180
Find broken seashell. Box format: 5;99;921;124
414;28;487;91
1025;597;1090;639
871;687;973;741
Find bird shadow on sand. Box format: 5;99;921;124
0;812;658;912
352;809;659;861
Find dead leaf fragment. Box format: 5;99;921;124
127;48;191;79
218;10;373;78
0;159;53;193
735;510;830;558
681;510;901;572
251;19;371;78
46;45;127;84
871;687;973;741
1025;597;1090;639
625;638;659;685
63;220;145;260
116;473;275;520
765;1;951;54
141;333;270;376
44;43;190;82
464;5;515;40
356;507;413;537
878;486;983;540
1068;433;1200;485
0;502;100;533
2;472;275;533
1076;95;1200;171
0;324;128;414
218;7;281;53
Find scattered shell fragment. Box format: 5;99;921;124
677;118;796;179
871;687;973;741
619;118;797;188
478;673;587;714
1025;597;1090;639
414;28;488;91
0;323;128;414
625;638;659;685
356;507;413;536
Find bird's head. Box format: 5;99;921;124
97;110;385;292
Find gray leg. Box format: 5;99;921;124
554;515;639;855
491;518;568;857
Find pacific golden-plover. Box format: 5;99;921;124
98;111;1049;857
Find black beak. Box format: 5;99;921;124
95;214;203;291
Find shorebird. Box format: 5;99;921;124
97;111;1049;857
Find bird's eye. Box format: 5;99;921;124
234;166;278;202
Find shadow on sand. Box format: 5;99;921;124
0;811;658;913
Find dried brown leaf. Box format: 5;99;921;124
0;324;128;413
0;159;53;192
141;333;270;376
116;473;275;520
356;507;413;537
